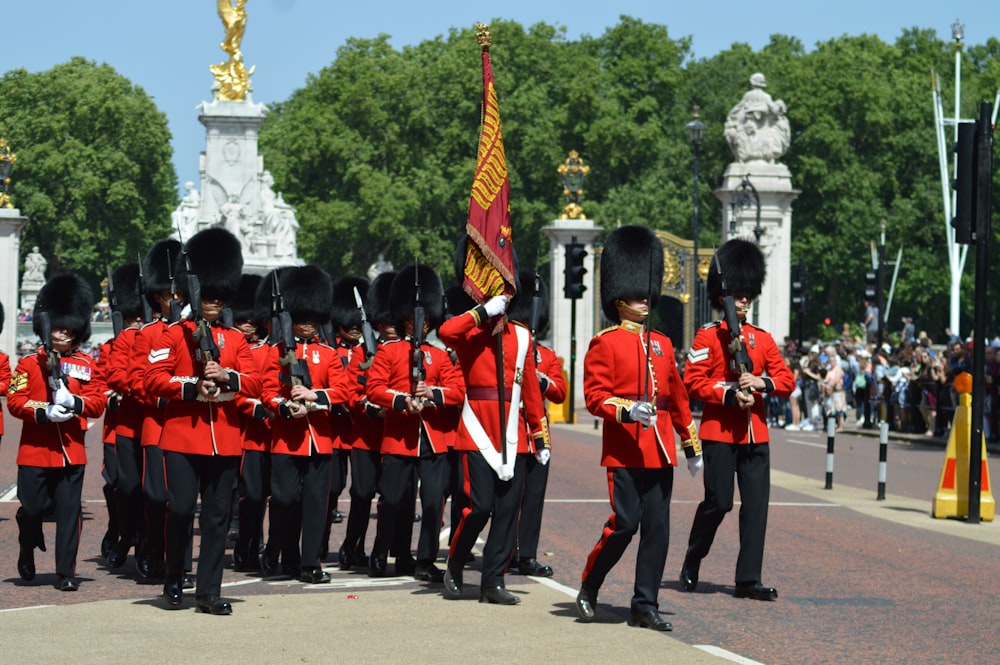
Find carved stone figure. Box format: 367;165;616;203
171;181;201;240
724;73;791;164
23;246;47;284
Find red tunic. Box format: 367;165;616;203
437;309;547;454
261;337;350;456
0;351;10;437
327;340;356;450
131;320;169;447
144;320;262;457
8;348;106;467
97;339;118;445
584;321;694;468
235;339;272;452
107;327;145;441
536;344;567;405
345;345;382;452
365;338;465;456
684;320;795;445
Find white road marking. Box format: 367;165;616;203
695;645;767;664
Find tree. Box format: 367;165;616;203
0;57;177;291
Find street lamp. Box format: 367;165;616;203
730;174;763;323
685;106;707;337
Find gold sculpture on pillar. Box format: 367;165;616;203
0;139;16;209
557;150;590;220
210;0;255;101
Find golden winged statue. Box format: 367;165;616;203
210;0;255;101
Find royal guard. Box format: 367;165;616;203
144;227;261;614
506;271;566;578
438;239;549;605
0;301;10;448
96;308;120;563
229;273;271;573
365;264;464;582
680;238;794;601
338;270;396;570
104;263;149;570
130;238;185;581
575;225;698;631
9;273;106;591
260;265;350;584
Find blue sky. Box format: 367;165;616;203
3;1;989;194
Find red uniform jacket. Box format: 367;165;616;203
131;320;170;447
235;339;272;452
536;344;567;405
365;337;465;456
8;348;106;467
144;320;262;457
261;337;349;456
107;327;145;441
327;339;357;450
437;308;547;454
98;339;118;445
684;320;795;445
345;344;383;453
0;351;10;437
584;321;694;468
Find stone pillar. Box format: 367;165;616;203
0;208;28;366
714;162;800;342
541;218;601;421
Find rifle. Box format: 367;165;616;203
529;252;542;362
137;252;153;323
184;249;221;396
410;262;426;404
38;311;66;392
106;265;124;338
715;252;754;393
166;248;182;324
354;285;378;370
272;271;313;394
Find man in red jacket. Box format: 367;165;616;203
680;238;795;601
9;274;105;591
575;225;699;631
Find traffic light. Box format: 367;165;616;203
791;263;806;312
864;268;878;300
564;240;588;299
951;121;976;245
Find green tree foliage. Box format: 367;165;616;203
0;57;176;291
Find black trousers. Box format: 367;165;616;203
101;441;119;540
684;441;770;585
581;466;673;612
448;451;526;589
17;464;85;578
515;453;550;560
142;445;167;560
270;453;332;570
237;449;270;549
115;435;144;548
343;447;380;554
163;451;238;597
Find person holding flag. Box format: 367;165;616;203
437;23;549;606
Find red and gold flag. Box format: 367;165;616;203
463;22;516;304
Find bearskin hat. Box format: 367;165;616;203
331;276;370;332
706;238;766;310
600;225;663;323
390;264;444;333
366;271;396;326
280;265;333;325
443;284;475;320
109;263;146;321
176;227;243;303
0;299;5;336
253;268;288;338
507;270;550;335
230;274;264;325
142;238;182;309
33;273;95;345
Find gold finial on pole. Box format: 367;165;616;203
475;22;492;51
0;139;16;209
557;150;590;220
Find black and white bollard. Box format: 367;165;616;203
876;420;889;500
824;415;836;489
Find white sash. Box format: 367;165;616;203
460;325;530;481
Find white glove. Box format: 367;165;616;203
54;385;75;409
628;401;657;427
687;456;704;477
535;447;551;465
45;404;75;423
483;295;508;317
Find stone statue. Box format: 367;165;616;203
210;0;255;101
367;254;394;281
220;194;251;252
724;73;791;164
23;246;47;284
171;181;201;240
269;193;299;259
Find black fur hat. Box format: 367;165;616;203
443;284;475;320
507;270;549;335
0;299;5;336
142;238;183;309
390;264;444;333
33;273;95;345
110;263;146;321
706;238;766;310
280;265;333;325
331;276;370;331
600;225;663;323
230;274;263;325
177;227;243;303
253;268;288;336
366;271;396;326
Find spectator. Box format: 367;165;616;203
823;345;846;431
863;300;879;343
900;317;916;345
912;348;943;436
